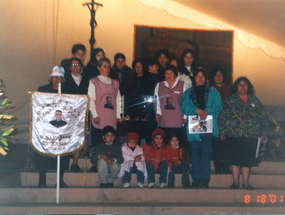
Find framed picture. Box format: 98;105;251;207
188;115;213;134
134;25;233;85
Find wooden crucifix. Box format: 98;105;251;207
83;0;103;62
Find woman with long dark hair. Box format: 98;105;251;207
219;77;269;190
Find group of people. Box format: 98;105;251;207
35;43;269;190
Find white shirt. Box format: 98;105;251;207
71;74;82;86
88;76;121;118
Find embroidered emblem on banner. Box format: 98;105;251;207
30;92;89;156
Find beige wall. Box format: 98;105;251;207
0;0;284;143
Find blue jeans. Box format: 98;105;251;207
168;162;190;184
122;163;144;184
147;161;168;184
190;133;213;185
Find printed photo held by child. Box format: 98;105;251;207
166;133;191;188
118;132;148;188
90;126;124;188
143;128;170;188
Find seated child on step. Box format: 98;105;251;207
90;126;124;188
166;133;191;188
118;132;147;188
143;128;170;188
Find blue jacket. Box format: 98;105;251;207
181;86;223;141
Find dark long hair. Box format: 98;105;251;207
178;48;198;70
231;77;254;95
193;67;207;86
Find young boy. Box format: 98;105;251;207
118;132;147;188
143;128;169;188
61;44;86;78
90;126;123;188
166;133;191;188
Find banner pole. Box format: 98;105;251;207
56;83;62;204
56;155;60;204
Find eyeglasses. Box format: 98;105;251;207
71;63;80;67
101;65;111;69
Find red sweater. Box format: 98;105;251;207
143;142;170;171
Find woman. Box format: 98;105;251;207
109;53;134;96
178;48;198;84
82;48;105;80
88;57;122;147
154;65;188;147
210;66;232;174
219;77;269;190
181;68;222;188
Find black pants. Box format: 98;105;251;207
212;138;230;174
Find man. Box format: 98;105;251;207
36;65;69;188
64;57;89;172
61;44;86;78
50;110;67;128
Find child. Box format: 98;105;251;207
143;128;169;188
118;132;147;188
90;126;124;188
166;133;191;188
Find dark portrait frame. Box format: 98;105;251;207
133;25;234;85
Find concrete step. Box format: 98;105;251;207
1;187;285;204
71;159;285;174
1;202;285;214
20;172;285;189
0;203;285;214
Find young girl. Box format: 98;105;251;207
143;128;169;188
118;132;147;188
166;133;191;188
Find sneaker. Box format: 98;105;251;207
137;182;144;188
70;164;82;172
183;182;191;189
148;182;155;188
168;183;175;188
99;183;107;188
123;182;130;188
159;182;167;188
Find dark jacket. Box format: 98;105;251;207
90;142;124;166
64;73;89;95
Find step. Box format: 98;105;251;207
1;188;285;204
1;202;285;214
20;172;285;189
71;159;285;174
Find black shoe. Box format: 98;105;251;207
183;182;191;189
168;183;175;188
70;164;82;172
243;184;254;190
99;183;107;188
229;184;239;189
200;184;209;189
60;181;68;188
192;183;200;188
90;165;97;172
107;183;114;188
38;183;46;188
55;182;68;188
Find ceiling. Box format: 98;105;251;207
173;0;285;48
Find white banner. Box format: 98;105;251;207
30;92;89;156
